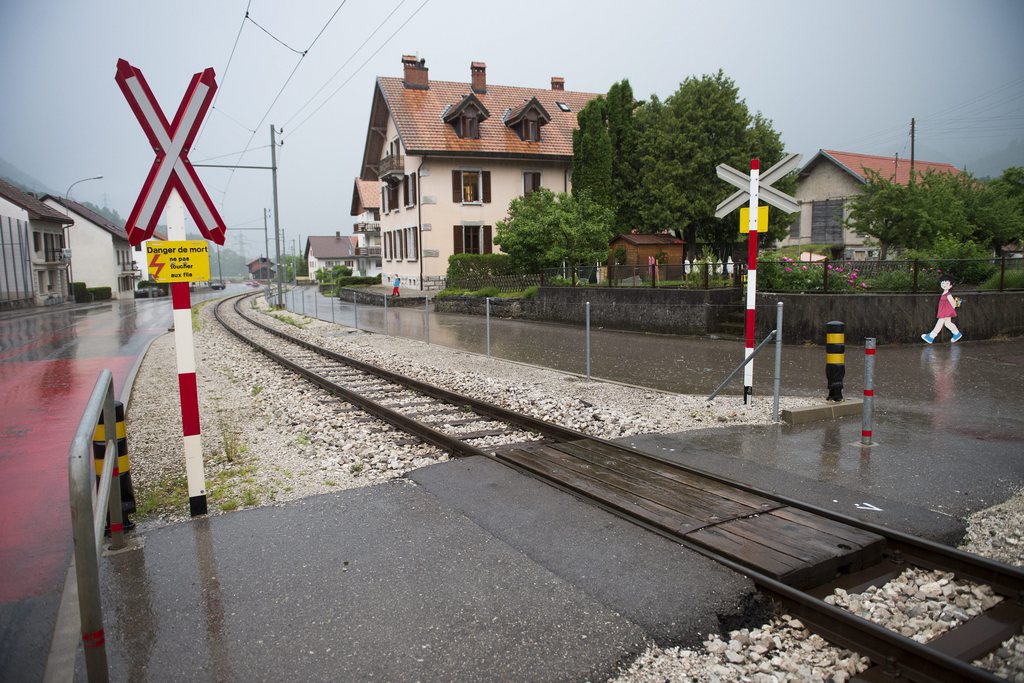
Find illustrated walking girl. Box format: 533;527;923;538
921;275;962;344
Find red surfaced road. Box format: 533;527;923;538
0;356;134;602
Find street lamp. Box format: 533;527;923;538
64;175;103;301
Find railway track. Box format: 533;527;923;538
215;293;1023;682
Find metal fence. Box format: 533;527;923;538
534;257;1024;292
68;369;125;682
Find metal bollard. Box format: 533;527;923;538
585;301;591;379
425;296;430;345
486;297;491;357
92;401;136;534
314;287;318;319
301;286;306;315
330;291;335;323
354;297;359;330
384;294;388;335
862;338;876;445
825;321;845;402
773;302;783;422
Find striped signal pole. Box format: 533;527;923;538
743;159;760;404
167;191;208;516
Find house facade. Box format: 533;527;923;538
0;179;74;308
780;149;960;259
43;196;139;298
306;234;357;281
358;56;600;290
350;178;383;277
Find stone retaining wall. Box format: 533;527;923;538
431;287;1024;344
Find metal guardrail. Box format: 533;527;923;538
68;369;125;682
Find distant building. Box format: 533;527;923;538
356;55;601;290
350;178;383;277
43;195;139;298
305;234;357;281
0;179;74;308
247;257;275;280
608;233;685;267
781;149;960;258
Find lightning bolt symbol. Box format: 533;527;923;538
149;253;165;279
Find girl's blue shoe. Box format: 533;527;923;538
921;334;934;344
951;332;962;343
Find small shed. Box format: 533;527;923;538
608;233;685;266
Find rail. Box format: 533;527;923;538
68;369;125;682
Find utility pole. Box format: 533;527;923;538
910;117;916;184
263;208;269;262
271;124;284;307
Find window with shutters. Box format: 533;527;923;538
405;173;417;207
452;170;490;204
388;183;400;213
453;225;492;255
523;171;541;195
811;200;845;243
406;227;418;261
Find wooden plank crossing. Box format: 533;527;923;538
498;439;884;589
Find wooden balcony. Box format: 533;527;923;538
377;154;404;180
354;221;380;234
355;247;381;257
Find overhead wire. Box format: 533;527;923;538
219;1;349;202
195;0;252;152
282;0;409;129
287;0;431;138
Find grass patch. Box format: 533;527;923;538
136;472;189;518
296;433;310;446
270;312;308;328
979;268;1024;290
251;384;263;396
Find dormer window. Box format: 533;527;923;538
504;97;551;143
443;93;490;140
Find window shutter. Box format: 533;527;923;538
483;225;493;254
482;171;491;203
381;187;387;213
410;174;417;207
452;171;461;203
453;226;463;254
402;176;409;206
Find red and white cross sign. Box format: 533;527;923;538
115;59;226;246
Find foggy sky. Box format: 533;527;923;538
1;0;1021;259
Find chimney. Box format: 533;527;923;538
471;62;487;94
402;54;428;89
551;76;565;91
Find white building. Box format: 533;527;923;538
305;234;357;281
350;178;382;277
356;56;600;290
0;179;74;308
43;195;139;298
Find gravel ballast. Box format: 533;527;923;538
125;296;1024;682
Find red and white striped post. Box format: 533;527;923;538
862;338;876;445
167;192;208;516
743;159;760;404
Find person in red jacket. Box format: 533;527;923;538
921;276;962;344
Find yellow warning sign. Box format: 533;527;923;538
146;240;211;282
739;206;769;233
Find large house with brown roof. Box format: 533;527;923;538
357;55;601;290
0;179;74;308
43;195;140;298
781;149;961;258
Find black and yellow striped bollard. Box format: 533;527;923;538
92;401;137;532
825;321;845;402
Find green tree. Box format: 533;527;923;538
633;70;789;262
846;170;922;260
848;168;1024;258
495;189;614;279
605;80;641;231
571;98;613;211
